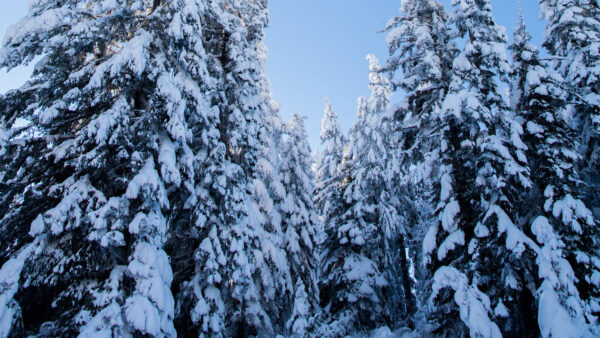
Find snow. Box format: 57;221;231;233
590;271;600;287
100;231;125;247
158;137;182;187
485;205;533;256
371;326;395;338
551;194;593;233
78;303;125;337
2;7;70;47
437;229;465;261
526;68;542;87
474;223;490;238
126;159;170;209
125;242;175;336
39;101;65;124
128;211;167;246
505;274;519;290
343;254;379;283
538;281;589;338
440;171;453;202
86;97;129;146
0;241;39;337
529;216;591;337
526;121;545;135
423;225;438;264
430;266;502;338
157;72;193;143
531;216;555;245
125;295;161;336
494;301;509;318
286;281;310;336
453;53;473;72
29;177;106;236
86;30;153;90
87;197;128;247
440;199;460;232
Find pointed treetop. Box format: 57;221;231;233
357;96;368;119
367;54;392;114
321;98;343;143
512;4;531;49
290;112;308;137
509;6;540;69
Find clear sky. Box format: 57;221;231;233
0;1;544;150
0;2;30;94
265;0;544;149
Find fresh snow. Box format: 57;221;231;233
1;0;599;337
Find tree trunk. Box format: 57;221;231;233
398;234;415;328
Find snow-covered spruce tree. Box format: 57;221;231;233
318;56;399;336
383;0;456;185
421;0;537;336
312;98;346;336
0;0;220;335
172;1;312;336
0;0;303;336
366;53;413;329
314;98;346;219
510;13;599;335
382;0;457;327
539;0;600;212
280;113;319;337
254;40;311;336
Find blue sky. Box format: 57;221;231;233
265;0;544;149
0;2;29;94
0;1;544;149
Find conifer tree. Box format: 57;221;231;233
314;98;346;218
421;1;534;336
383;0;457;326
539;0;600;210
384;0;456;183
0;0;222;335
510;13;599;335
318;56;398;336
0;0;303;336
312;98;347;336
366;54;414;327
173;1;304;336
280;113;319;337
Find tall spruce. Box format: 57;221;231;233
318;55;398;336
366;54;413;328
0;0;310;336
312;98;347;336
0;1;206;335
383;0;456;183
383;0;457;327
421;0;535;336
510;12;599;336
175;1;272;335
539;0;600;213
280;113;319;337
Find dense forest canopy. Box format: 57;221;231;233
0;0;599;337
